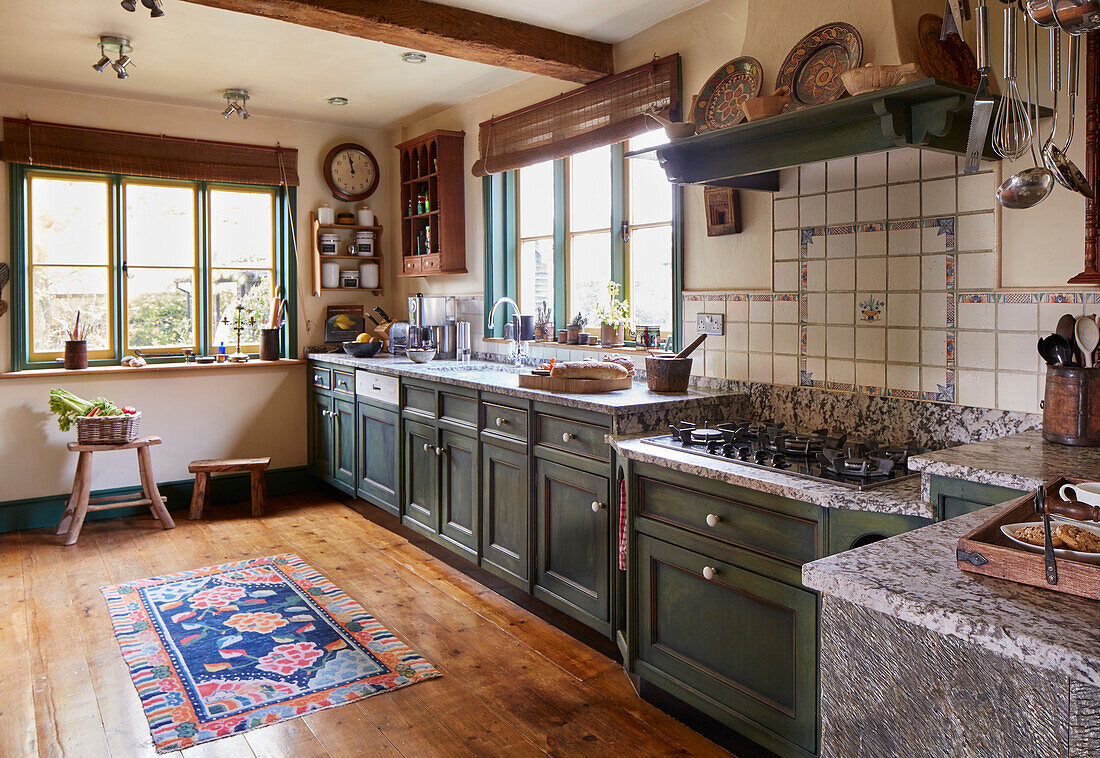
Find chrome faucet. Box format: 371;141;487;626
487;297;526;367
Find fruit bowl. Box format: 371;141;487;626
343;341;383;358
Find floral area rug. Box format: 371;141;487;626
101;553;441;753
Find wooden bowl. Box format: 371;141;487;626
645;357;692;393
664;122;697;140
741;95;788;122
840;63;924;96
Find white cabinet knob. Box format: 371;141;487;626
495;417;505;427
562;432;574;442
702;566;717;581
423;442;432;452
435;446;444;456
706;513;720;528
591;501;605;512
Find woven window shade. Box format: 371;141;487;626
0;118;299;186
472;54;680;177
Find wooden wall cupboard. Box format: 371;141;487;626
396;130;467;278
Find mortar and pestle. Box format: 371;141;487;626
646;334;706;392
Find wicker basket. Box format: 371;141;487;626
75;412;141;445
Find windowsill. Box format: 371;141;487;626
0;358;305;380
482;338;670;356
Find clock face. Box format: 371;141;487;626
323;143;379;201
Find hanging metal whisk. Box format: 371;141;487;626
992;3;1032;161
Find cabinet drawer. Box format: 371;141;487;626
439;389;477;428
637;475;818;566
331;369;355;396
637;534;818;755
422;254;441;272
310;365;331;391
403;257;422;275
482;402;528;442
403;383;436;416
355;371;399;407
536;414;609;461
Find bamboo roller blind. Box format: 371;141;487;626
0;118;299;186
471;54;680;177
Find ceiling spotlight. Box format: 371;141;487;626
93;35;133;80
221;89;251;120
120;0;136;10
401;51;427;64
142;0;165;18
327;96;349;106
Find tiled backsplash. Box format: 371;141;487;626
686;148;1098;415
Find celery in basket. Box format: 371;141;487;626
49;389;121;431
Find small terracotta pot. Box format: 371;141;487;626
557;329;568;344
566;325;581;344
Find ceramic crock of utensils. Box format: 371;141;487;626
645;334;706;393
964;1;994;174
64;340;88;370
1042;365;1100;445
992;3;1032;161
1075;315;1100;367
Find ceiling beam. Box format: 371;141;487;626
179;0;614;83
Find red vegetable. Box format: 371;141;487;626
87;407;100;417
122;405;138;415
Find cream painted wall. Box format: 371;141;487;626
0;81;398;501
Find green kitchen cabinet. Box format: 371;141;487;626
356;401;400;516
826;508;932;555
308;389;335;482
635;533;819;758
929;475;1026;521
403;418;439;535
481;438;531;589
534;457;611;633
332;396;357;493
438;428;479;560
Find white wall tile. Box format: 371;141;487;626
725;322;749;352
887;363;920;392
921;294;948;328
749;353;773;382
957;299;996;329
704;349;725;378
726;298;749;323
921;254;948;291
805;357;826;381
956;252;997;289
921;225;951;254
805;325;825;356
801;161;826;194
827;359;855;385
956;330;996;369
998;332;1042;372
826;293;855;323
888;183;921;219
776;168;799;198
857;257;887;290
774;323;799;354
774;229;801;260
827;157;856;191
958;369;997;408
997;302;1038;331
749;299;773;323
827;326;854;358
773;198;799;230
749;322;773;353
800;194;825;227
827;191;855;224
921;178;956;216
998;372;1040;413
774;355;799;386
683;298;705;320
774;261;799;292
856;230;887;256
921;366;949;396
958;172;997;212
856;326;886;360
826;232;856;258
827;258;855;291
774;299;799;324
921;150;957;179
887;328;920;363
805;260;826;291
888;293;920;327
856;187;887;222
856;361;885;387
725;351;748;379
806;294;825;323
888;227;921;256
857;152;887;187
957;212;995;250
920;330;947;365
888;149;921;184
888;256;921;290
1039;301;1084;332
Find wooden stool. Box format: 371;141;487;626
57;435;176;546
188;457;271;519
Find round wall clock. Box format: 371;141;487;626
322;142;380;201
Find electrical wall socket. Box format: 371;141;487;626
696;313;725;336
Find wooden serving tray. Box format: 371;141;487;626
957;477;1100;600
517;373;632;394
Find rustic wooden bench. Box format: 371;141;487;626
57;435;175;546
187;457;271;519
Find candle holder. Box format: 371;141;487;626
223;303;256;363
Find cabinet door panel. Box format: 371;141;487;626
333;397;357;492
404;419;438;534
439;430;478;558
637;534;818;754
308;392;334;482
535;458;609;626
357;402;399;515
481;442;530;587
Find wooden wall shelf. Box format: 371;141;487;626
396;130;468;277
309;212;385;297
656;78;1042;190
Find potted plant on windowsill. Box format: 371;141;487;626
592;282;631;348
566;312;587;345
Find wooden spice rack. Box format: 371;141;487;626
396;130;467;278
309;211;385;296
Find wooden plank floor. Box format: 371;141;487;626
2;492;732;758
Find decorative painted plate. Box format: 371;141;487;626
916;14;979;88
776;22;863;112
692;56;764;132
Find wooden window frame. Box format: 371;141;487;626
9;164;297;371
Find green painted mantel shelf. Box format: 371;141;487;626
656;78;1023;191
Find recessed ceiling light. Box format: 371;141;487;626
327;96;349;106
401;52;427;64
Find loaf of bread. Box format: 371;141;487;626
601;355;635;376
550;361;629;380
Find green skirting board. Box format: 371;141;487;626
0;466;313;534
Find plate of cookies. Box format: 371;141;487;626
1001;521;1100;565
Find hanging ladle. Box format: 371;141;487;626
997;16;1056;208
1042;32;1094;198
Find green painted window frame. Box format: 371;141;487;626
483;146;683;348
8;163;297;371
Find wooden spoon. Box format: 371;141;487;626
1057;313;1080;365
1075;315;1099;368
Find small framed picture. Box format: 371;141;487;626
703;186;742;236
340;272;360;288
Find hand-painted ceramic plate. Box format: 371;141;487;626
692;56;764;132
916;13;979;89
776;22;863;112
1000;521;1100;565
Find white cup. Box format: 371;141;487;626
1059;482;1100;506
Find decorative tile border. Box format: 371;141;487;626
958;292;1100;304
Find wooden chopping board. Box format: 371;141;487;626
517;373;632;394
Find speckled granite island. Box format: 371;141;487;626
803;508;1100;758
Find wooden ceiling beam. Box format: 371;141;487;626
179;0;614;83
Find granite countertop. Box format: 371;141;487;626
909;429;1100;493
307;352;737;415
803;507;1100;686
612;436;930;518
